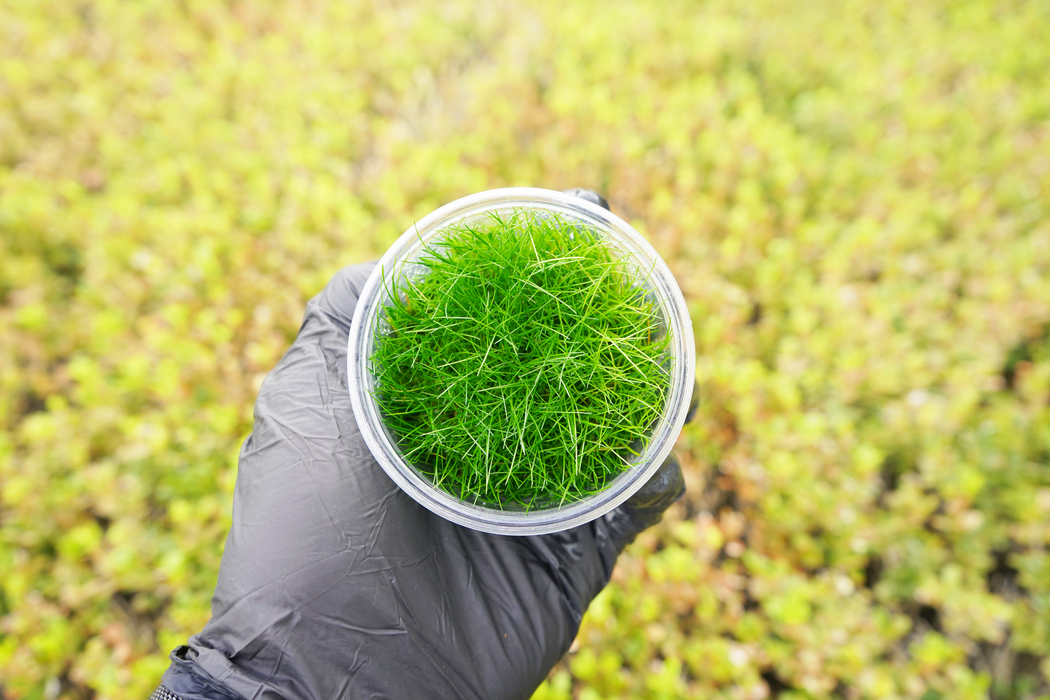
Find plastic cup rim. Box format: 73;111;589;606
347;187;695;535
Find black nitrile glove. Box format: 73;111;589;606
159;191;696;700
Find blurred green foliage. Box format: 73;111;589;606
1;0;1048;698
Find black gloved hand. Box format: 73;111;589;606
159;191;695;700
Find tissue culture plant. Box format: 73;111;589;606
4;0;1050;698
372;211;670;507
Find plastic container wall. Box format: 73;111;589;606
347;188;695;535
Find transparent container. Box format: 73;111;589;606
347;188;695;535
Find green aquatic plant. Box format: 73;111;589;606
372;210;671;507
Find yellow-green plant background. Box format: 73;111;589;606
2;0;1049;698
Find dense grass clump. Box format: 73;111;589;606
372;211;670;507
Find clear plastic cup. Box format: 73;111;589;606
347;188;695;535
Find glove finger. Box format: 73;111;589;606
524;453;685;628
306;261;378;336
562;187;611;211
600;453;686;555
686;377;700;424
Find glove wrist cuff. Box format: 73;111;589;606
150;687;183;700
160;646;247;700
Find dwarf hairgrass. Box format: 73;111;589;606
371;209;670;509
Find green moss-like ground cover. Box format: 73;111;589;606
1;0;1049;698
373;211;670;507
